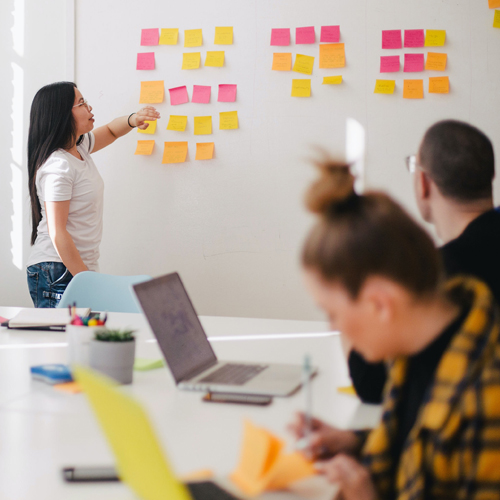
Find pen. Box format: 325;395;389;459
296;354;312;451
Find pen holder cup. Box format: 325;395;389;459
66;325;101;368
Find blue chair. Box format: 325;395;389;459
57;272;151;313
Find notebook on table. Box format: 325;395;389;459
3;307;90;331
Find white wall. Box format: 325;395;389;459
0;0;71;307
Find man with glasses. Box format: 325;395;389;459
349;119;500;404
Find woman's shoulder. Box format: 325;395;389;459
37;151;74;177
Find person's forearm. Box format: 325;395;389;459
105;115;136;140
50;229;88;276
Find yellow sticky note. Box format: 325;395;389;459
162;142;188;164
494;10;500;28
319;43;345;69
214;26;233;45
134;140;155;156
323;76;342;84
429;76;450;94
137;120;157;134
205;51;225;67
139;81;164;104
424;30;446;47
374;79;396;94
291;79;311;97
195;142;214;160
194;116;212;135
272;53;292;71
293;54;315;75
184;29;202;47
219;111;238;130
182;52;201;70
337;385;357;396
489;0;500;8
425;52;447;71
403;79;424;99
159;28;178;45
167;115;187;132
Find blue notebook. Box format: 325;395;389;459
30;364;73;385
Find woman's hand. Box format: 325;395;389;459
316;454;377;500
287;412;362;461
132;106;161;129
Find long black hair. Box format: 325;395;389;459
27;82;83;245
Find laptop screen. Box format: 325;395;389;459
133;273;217;383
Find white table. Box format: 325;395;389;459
0;308;382;500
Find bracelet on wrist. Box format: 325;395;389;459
127;113;136;128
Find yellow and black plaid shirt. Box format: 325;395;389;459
361;277;500;500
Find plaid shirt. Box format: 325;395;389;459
361;277;500;500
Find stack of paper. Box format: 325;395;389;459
8;308;90;328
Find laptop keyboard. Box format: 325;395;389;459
187;481;240;500
199;363;268;385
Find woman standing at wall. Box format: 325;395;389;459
26;82;159;307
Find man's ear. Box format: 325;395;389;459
416;169;432;200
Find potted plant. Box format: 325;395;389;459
89;329;136;385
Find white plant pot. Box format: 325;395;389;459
89;339;136;385
66;325;101;368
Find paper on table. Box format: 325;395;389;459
272;53;292;71
425;52;447;71
380;55;400;72
403;79;424;99
134;358;165;371
214;26;233;45
192;85;211;103
291;79;311;97
195;142;214;160
167;116;188;132
494;10;500;28
219;111;238;130
322;76;342;84
429;76;450;94
182;52;201;70
382;30;402;49
137;120;157;134
169;86;189;105
489;0;500;8
134;140;155;155
141;28;159;46
162;142;188;164
205;51;225;67
374;80;396;94
319;43;345;69
54;381;82;394
8;307;89;328
139;81;164;104
159;28;178;45
194;116;212;135
184;29;202;47
404;53;425;72
137;52;155;70
425;30;446;46
296;26;315;44
404;29;425;48
218;84;237;102
270;28;290;46
293;54;315;75
320;25;340;43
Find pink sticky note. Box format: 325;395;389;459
296;26;315;44
382;30;402;49
320;26;340;43
169;86;189;105
404;53;425;72
192;85;211;104
380;55;400;73
218;84;237;102
404;29;425;48
271;28;290;46
137;52;155;70
141;29;159;46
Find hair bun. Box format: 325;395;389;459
305;160;356;215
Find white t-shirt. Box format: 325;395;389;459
27;133;104;271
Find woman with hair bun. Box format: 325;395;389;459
289;161;500;500
26;82;160;307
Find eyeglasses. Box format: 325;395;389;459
73;99;90;110
405;155;421;173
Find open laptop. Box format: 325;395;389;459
133;273;313;397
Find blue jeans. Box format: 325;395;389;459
27;262;73;308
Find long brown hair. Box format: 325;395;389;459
302;160;441;298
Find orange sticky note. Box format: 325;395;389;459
266;453;316;490
162;142;188;164
184;29;202;47
425;52;447;71
293;54;315;75
53;381;82;394
195;142;214;160
319;43;345;69
135;140;155;156
489;0;500;8
139;81;164;104
403;79;424;99
429;76;450;94
272;53;292;71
